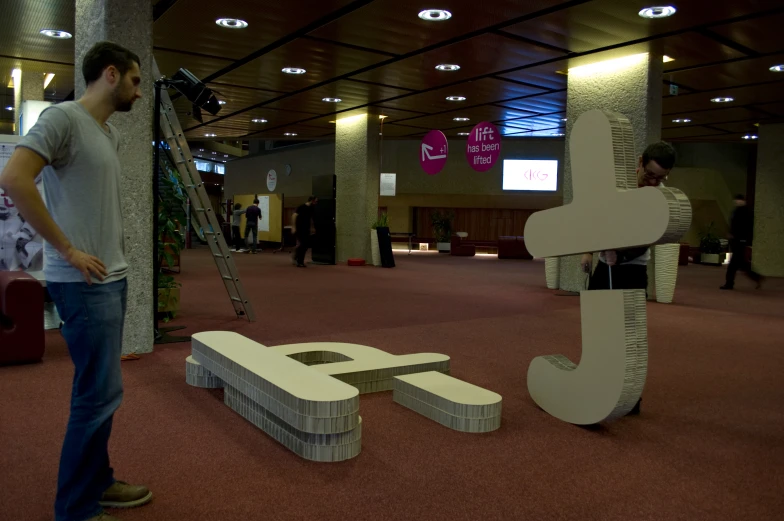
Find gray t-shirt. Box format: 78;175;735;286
232;208;244;227
18;101;127;284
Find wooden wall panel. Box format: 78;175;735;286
414;207;534;241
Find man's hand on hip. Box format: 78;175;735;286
64;247;108;284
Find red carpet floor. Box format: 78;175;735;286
2;248;783;521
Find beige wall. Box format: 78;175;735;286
227;138;565;233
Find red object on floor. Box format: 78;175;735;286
0;271;44;365
498;236;533;259
347;258;366;266
450;236;476;257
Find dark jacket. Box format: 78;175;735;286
730;205;754;243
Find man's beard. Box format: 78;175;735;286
112;88;135;112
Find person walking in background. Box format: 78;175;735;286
721;194;763;290
244;199;261;254
231;202;244;252
292;196;317;267
0;41;151;521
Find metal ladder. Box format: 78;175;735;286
154;72;255;322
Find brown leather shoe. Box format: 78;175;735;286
99;480;152;509
85;513;121;521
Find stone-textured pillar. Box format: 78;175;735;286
335;113;380;263
13;70;45;134
76;0;154;354
559;51;663;293
753;123;784;277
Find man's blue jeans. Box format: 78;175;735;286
48;278;127;521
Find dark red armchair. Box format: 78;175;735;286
498;236;532;259
450;235;476;257
0;271;45;365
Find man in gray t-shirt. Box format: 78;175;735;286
0;42;151;521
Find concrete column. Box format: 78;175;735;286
753;123;784;277
559;51;663;293
335;113;380;263
76;0;154;354
13;70;45;134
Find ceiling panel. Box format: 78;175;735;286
374;77;548;115
217;37;391;92
352;33;564;91
262;79;409;113
753;101;784;116
387;104;546;132
710;121;762;134
502;0;784;54
496;63;568;91
664;53;784;91
495;90;566;114
154;48;231;81
710;12;784;54
663;81;784;114
153;0;357;60
309;0;564;55
661;126;730;139
662;106;772;127
0;0;74;65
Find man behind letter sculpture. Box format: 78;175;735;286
523;110;691;425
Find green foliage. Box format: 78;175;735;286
431;210;455;243
157;161;186;317
698;221;723;254
372;212;390;230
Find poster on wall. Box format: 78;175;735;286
0;139;44;273
380;173;396;196
258;196;270;232
267;169;278;191
466;122;501;172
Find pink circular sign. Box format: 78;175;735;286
466;122;501;172
420;129;449;175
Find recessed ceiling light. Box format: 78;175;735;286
199;148;204;151
224;154;229;157
435;64;461;71
5;106;12;111
672;118;691;123
212;151;217;154
457;132;469;136
446;96;466;101
328;120;336;124
711;97;734;103
284;132;298;136
40;29;72;39
218;100;226;105
560;117;568;121
453;117;470;121
282;67;306;75
252;118;267;123
205;133;217;137
770;64;784;72
638;6;677;19
662;55;675;63
742;134;758;140
551;132;565;137
215;18;248;29
378;115;388;120
418;9;452;21
322;97;342;103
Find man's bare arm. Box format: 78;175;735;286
0;147;107;283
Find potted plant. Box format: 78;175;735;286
157;166;186;321
431;210;454;253
698;222;724;265
370;213;389;266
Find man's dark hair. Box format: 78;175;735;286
734;194;746;201
253;199;259;204
307;196;317;202
234;203;241;210
642;141;676;170
82;41;140;85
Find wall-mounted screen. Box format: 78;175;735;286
502;159;558;191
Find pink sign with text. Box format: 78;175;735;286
420;129;448;175
466;122;501;172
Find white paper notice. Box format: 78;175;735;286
380;173;396;196
258;196;270;232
